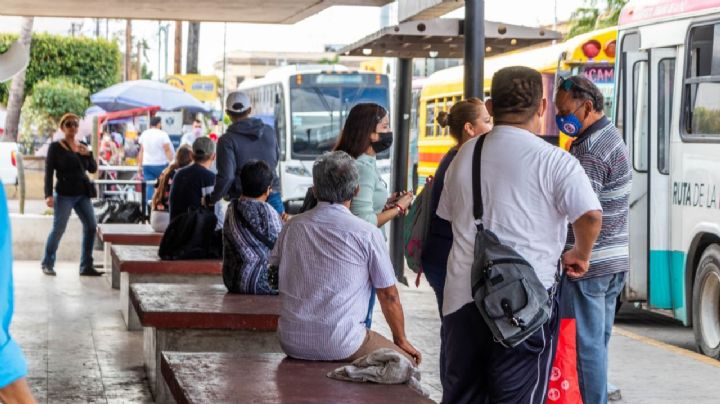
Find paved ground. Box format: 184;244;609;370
9;261;720;403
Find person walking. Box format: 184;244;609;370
438;66;602;403
334;103;413;329
554;75;631;404
137;116;174;201
42;113;103;277
421;98;492;388
207;91;284;214
0;185;36;404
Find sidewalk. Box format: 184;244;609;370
9;260;720;403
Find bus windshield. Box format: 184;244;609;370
289;74;390;160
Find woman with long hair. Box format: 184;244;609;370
42;113;101;276
334;103;413;328
422;97;492;387
150;144;193;232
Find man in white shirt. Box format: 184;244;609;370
180;119;203;147
438;66;602;404
137;116;174;201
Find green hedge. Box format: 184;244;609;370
0;33;121;104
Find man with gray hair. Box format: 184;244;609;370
270;151;421;364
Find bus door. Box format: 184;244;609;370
621;32;649;301
648;47;678;309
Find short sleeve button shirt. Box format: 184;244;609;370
437;126;602;317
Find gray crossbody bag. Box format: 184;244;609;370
470;134;558;348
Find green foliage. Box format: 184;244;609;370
30;77;90;122
567;0;628;38
692;107;720;135
0;33;121;105
141;63;153;80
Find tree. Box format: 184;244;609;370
19;77;90;144
186;22;200;74
567;0;628;38
3;17;33;142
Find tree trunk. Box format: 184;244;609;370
136;42;142;80
4;17;34;143
125;20;132;81
174;21;183;75
186;22;200;74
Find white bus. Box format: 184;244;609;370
238;65;392;211
617;0;720;358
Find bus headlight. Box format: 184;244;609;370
285;165;312;177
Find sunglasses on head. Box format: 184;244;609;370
63;121;79;128
557;77;595;99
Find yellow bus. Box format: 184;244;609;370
416;27;617;185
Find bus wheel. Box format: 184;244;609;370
692;244;720;358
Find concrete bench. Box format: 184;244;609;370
97;223;163;288
130;283;282;402
113;245;222;330
161;352;433;404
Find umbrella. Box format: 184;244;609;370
90;80;210;113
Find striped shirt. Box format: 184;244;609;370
270;202;396;361
567;117;632;279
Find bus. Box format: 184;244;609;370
416;27;617;186
239;65;391;211
616;0;720;358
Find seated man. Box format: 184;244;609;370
223;160;283;295
270;151;421;365
169;137;216;221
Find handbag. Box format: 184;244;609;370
470;134;559;348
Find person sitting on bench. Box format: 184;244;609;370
223;160;283;294
270;151;421;365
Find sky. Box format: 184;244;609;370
0;0;585;80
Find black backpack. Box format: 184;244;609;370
158;207;222;260
470;135;558;348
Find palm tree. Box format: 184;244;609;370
567;0;628;38
3;17;34;142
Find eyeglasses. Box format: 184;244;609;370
63;121;79;128
557;77;595;99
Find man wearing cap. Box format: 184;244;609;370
207;91;283;213
554;75;631;404
169;137;217;221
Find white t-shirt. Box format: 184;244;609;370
437;125;602;317
138;128;173;165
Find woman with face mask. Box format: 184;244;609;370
422;97;492;387
334;103;412;328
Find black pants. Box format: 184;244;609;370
442;288;561;404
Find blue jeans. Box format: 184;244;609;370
562;272;626;404
42;194;97;272
267;191;285;214
142;164;167;201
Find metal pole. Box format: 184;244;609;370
221;22;228;135
389;57;413;285
464;0;485;98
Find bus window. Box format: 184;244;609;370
684;23;720;137
658;58;675;174
633;60;649;172
426;101;436;137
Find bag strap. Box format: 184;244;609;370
472;135;487;230
236;209;275;250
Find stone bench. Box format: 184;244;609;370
113;245;222;331
97;223;163;289
161;352;433;404
130;283;282;403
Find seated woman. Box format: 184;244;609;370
223;160;283;294
150;145;192;232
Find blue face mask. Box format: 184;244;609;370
555;104;585;137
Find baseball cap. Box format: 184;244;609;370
192;136;216;158
226;91;252;114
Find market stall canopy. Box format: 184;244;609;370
90;80;210;113
339;18;562;59
0;0;391;23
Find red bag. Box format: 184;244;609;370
546;318;583;403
